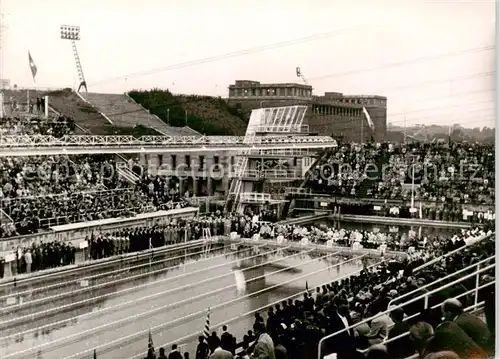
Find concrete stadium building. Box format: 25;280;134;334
227;80;387;142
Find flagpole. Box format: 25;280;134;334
411;160;415;211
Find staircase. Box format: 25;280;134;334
45;89;116;134
114;154;140;184
81;93;200;136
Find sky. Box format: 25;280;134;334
1;0;496;129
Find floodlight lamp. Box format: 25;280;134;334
60;25;81;41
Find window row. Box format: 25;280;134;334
229;87;312;98
312;105;363;117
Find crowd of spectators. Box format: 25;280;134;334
0;161;191;237
88;220;189;260
0;240;76;278
0;116;75;137
297;200;495;226
137;174;189;209
307;141;495;206
192;211;490;255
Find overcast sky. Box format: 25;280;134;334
2;0;495;128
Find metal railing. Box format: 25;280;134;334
239;192;272;203
389;255;495;309
37;205;155;228
359;285;492;357
248;148;315;157
1;187;131;204
254;124;309;133
411;232;493;273
237;169;303;179
317;260;495;359
0;134;337;147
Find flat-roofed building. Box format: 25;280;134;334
227;80;387;142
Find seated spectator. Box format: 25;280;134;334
251;323;275;359
386;308;414;359
273;336;287;359
363;301;394;346
441;298;492;354
409;321;486;359
366;344;390;359
208;336;233;359
423;351;459;359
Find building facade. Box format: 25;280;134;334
227;80;387;142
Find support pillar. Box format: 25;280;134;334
222;177;229;196
192;177;198;196
207;177;213;196
179;179;185;197
44;96;49;118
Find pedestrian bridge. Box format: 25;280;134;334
0;134;337;156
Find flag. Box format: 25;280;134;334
93;349;97;359
148;329;155;354
362;106;375;131
203;307;211;339
28;52;37;82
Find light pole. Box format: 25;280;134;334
60;25;87;92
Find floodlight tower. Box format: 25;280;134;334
60;25;87;92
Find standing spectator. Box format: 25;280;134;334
196;336;209;359
158;348;167;359
221;325;234;353
24;249;32;273
208;332;220;355
168;344;182;359
386;308;413;359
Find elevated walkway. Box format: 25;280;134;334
0;134;337;156
237;169;304;181
82;93;199;136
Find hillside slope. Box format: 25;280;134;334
128;89;248;135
